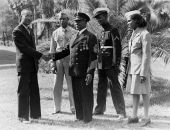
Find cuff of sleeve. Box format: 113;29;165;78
51;53;56;61
87;69;95;75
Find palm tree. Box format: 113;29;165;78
39;0;54;39
8;0;35;17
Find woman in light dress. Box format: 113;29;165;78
126;13;151;126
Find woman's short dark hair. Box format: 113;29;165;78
130;13;147;28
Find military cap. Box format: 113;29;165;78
93;7;110;18
125;10;140;20
74;12;90;22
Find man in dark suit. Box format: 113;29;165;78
49;12;97;123
93;8;126;119
12;9;47;123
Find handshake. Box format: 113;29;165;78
41;53;55;61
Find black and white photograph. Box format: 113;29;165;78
0;0;170;130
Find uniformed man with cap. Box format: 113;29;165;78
49;12;97;123
93;7;126;119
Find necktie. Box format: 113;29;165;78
63;28;68;46
27;26;31;35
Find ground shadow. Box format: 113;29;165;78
31;116;170;130
31;117;127;129
0;50;15;64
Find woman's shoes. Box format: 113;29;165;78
127;117;139;123
140;118;151;126
128;117;151;126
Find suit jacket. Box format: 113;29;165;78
97;25;122;69
53;29;97;77
128;28;151;76
12;24;42;73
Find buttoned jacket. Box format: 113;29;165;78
128;28;151;76
12;24;42;73
53;29;97;77
97;25;122;69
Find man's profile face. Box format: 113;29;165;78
22;10;33;25
95;13;107;25
59;14;69;28
74;20;87;31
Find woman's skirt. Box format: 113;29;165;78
126;74;151;94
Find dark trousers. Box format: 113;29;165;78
17;71;41;120
94;68;126;115
72;76;94;122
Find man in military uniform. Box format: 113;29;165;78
49;12;97;123
93;8;126;119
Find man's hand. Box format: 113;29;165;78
85;74;92;85
49;60;57;74
41;53;54;61
140;76;146;83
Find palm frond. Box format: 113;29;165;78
121;0;146;14
150;18;170;34
79;0;105;16
152;34;170;64
109;14;128;40
150;0;170;10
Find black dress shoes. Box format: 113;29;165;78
127;117;139;124
140;118;151;126
18;118;30;124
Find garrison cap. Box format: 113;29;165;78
74;12;90;22
93;7;110;18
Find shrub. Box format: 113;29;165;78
37;40;51;73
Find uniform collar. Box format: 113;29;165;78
78;28;87;35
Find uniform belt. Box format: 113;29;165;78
101;46;113;49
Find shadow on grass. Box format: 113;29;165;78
31;117;127;129
151;115;170;120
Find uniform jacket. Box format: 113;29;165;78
53;29;97;77
97;24;122;69
128;28;151;76
12;24;42;73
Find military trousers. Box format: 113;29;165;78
95;67;126;116
17;71;41;120
72;75;94;123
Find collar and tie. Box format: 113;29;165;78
27;26;32;34
22;24;32;34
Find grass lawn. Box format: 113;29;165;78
0;50;15;64
0;66;170;130
0;46;170;129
